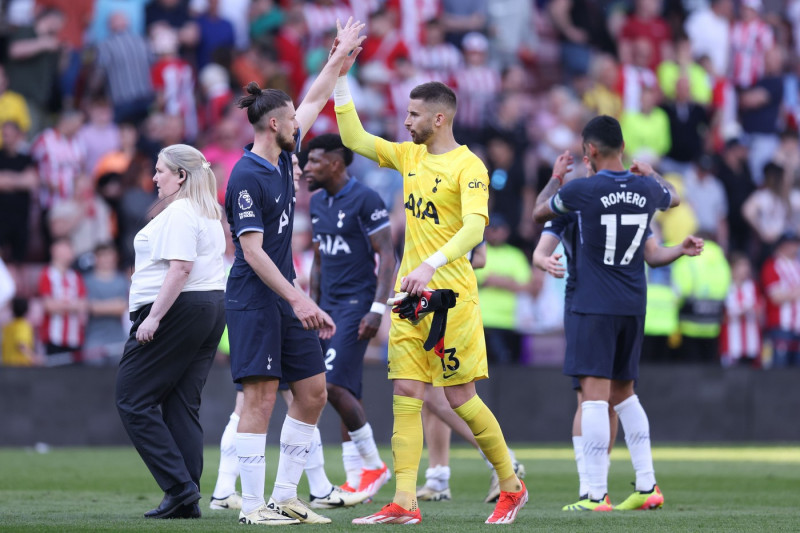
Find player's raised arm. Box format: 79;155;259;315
333;76;381;162
630;160;681;208
296;17;365;143
533;150;573;223
643;235;704;267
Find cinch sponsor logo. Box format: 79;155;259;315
468;180;487;191
370;208;388;221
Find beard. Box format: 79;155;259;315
307;178;322;192
277;130;297;153
410;124;433;145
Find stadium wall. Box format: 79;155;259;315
1;364;798;447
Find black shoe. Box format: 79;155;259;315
172;502;201;519
144;483;201;519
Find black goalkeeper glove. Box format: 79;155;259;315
388;289;458;351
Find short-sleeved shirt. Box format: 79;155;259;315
225;142;297;310
310;178;390;309
375;140;489;301
129;198;226;312
550;170;671;315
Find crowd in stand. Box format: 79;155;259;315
1;0;800;368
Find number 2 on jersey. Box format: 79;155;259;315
600;213;648;265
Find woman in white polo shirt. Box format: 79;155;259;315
116;144;226;519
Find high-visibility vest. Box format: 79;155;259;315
671;241;731;338
644;264;679;336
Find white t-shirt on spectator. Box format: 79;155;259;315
129;198;226;312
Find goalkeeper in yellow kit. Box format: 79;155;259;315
334;66;526;524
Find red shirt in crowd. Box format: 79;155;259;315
761;255;800;332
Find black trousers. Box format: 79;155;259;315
116;290;225;492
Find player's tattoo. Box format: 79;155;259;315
535;176;562;209
647;172;678;203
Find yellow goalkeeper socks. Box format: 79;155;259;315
454;394;521;493
392;395;424;510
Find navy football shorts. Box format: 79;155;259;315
563;312;644;382
320;302;371;399
228;298;326;384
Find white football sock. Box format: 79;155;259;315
271;416;315;503
213;413;240;499
347;422;383;470
615;394;656;491
305;426;334;497
342;440;364;488
572;435;589;497
581;401;610;501
236;432;266;514
424;464;450;491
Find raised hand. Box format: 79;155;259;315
680;235;704;257
631;159;655;176
552;150;574;181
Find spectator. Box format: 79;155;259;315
641;258;680;363
582;54;622;119
212;0;250;50
683;155;729;248
1;297;36;367
360;8;410;71
730;0;774;89
620;86;671;162
660;77;710;175
150;24;198;141
671;234;731;363
38;238;88;359
194;0;235;69
486;0;537;69
761;231;800;367
684;0;732;78
618;0;673;71
249;0;285;42
88;0;148;43
620;38;658;113
716;135;755;254
453;32;501;145
83;242;129;361
37;0;94;106
548;0;616;80
720;253;762;367
145;0;199;49
203;117;242;203
197;63;233;132
742;162;800;261
475;214;532;364
93;11;154;125
0;121;38;264
0;64;31;148
77;98;121;177
411;19;462;84
31;109;86;246
274;7;309;99
5;8;64;133
302;0;352;47
657;36;712;105
441;0;488;48
48;175;113;266
739;46;784;186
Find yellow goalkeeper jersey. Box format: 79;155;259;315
375;139;489;301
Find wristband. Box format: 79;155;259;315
370;302;387;314
334;76;352;106
424;251;448;269
551;174;564;186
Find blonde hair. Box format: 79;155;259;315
158;144;222;220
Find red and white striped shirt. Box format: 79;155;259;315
411;42;463;84
303;2;354;46
730;19;774;88
619;64;658;112
31;128;86;209
394;0;440;49
152;58;199;141
452;65;501;129
721;279;762;360
38;266;87;348
762;255;800;333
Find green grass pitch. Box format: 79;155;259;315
0;445;798;532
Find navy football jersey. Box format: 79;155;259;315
550;170;671;315
225;143;297;310
310;178;390;309
542;213;579;304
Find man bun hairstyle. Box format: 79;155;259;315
307;133;354;167
237;81;292;130
409;81;457;112
582;115;624;156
